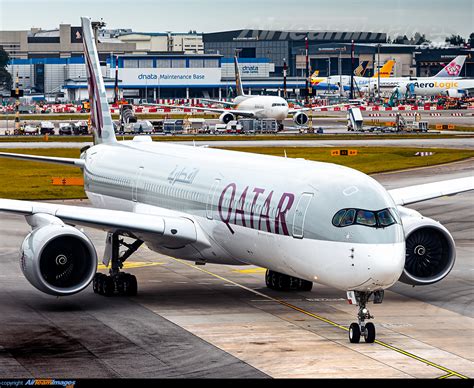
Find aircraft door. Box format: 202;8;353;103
132;166;144;202
206;178;221;219
292;192;314;239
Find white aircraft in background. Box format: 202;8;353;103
0;17;473;344
313;60;396;93
323;56;469;97
362;56;471;97
154;55;337;127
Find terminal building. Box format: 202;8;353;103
1;24;472;101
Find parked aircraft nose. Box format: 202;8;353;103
277;106;289;121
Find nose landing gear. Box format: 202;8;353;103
347;290;384;343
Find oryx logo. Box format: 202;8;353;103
445;62;461;76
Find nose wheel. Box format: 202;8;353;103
347;290;383;343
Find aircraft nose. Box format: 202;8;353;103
369;242;405;288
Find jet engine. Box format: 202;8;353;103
20;215;97;296
398;207;455;286
446;88;467;98
219;112;236;124
293;112;308;126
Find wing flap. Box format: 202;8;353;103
388;176;474;206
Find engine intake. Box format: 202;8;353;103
20;221;97;296
293;112;308;126
219;112;236;124
398;207;455;286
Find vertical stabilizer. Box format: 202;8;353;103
234;55;245;96
434;55;466;77
81;17;116;144
373;60;395;78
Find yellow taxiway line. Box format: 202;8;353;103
172;259;469;379
97;261;165;270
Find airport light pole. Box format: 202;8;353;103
305;34;310;104
283;58;287;99
377;43;381;102
350;40;354;100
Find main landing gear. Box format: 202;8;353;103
93;232;143;297
347;290;384;343
265;269;313;292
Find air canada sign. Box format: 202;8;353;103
120;68;221;86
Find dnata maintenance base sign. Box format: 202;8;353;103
119;68;221;86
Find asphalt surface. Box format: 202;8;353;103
1;136;474;150
0;159;472;378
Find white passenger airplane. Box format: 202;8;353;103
326;56;469;96
154;55;335;127
1;18;473;344
358;56;471;97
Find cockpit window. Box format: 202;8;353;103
356;210;376;226
377;209;396;226
340;209;356;226
332;208;397;228
332;209;346;226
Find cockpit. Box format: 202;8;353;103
332;208;398;228
272;103;287;107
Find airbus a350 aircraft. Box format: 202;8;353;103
1;18;473;344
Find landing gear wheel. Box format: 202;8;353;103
265;269;313;292
364;322;376;343
347;290;383;344
92;273;101;293
102;276;114;297
299;279;313;292
349;323;361;343
123;274;138;296
93;273;106;294
93;233;143;297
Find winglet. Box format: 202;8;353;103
81;17;116;145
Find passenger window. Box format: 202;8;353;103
356;210;376;226
341;209;356;226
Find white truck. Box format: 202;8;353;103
347;107;364;131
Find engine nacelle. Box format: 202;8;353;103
398;207;456;286
20;216;97;296
446;88;467;98
293;112;308;126
219;112;236;124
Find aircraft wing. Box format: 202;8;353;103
0;152;85;167
0;198;204;246
152;103;258;118
200;98;237;106
388;177;474;206
288;103;353;114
